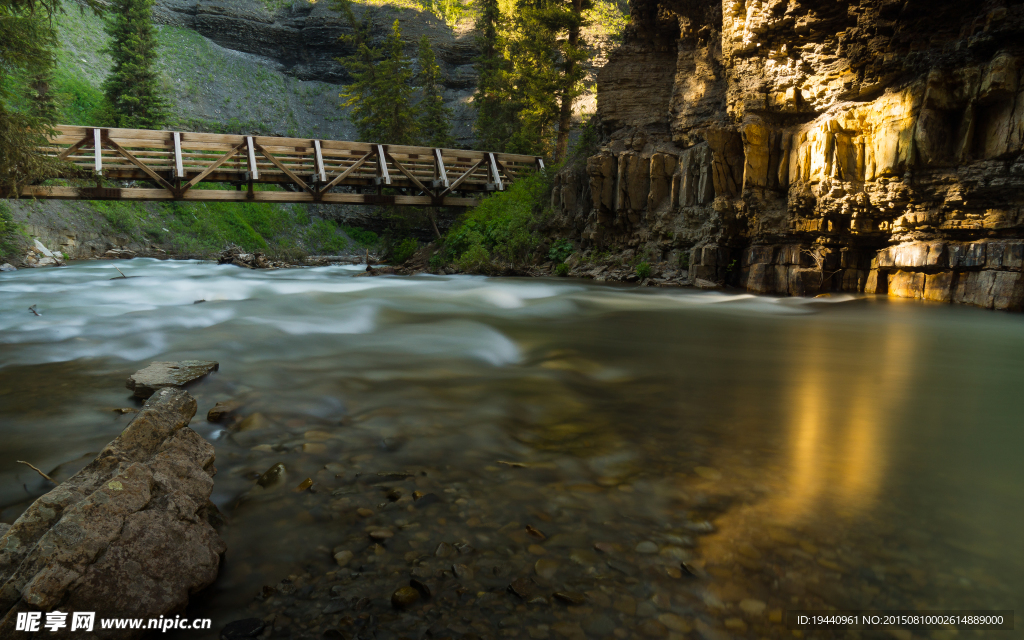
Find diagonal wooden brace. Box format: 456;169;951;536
180;143;246;195
255;142;312;195
438;159;485;198
385;151;429;195
104;137;176;193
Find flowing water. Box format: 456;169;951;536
0;260;1021;639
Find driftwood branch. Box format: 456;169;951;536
115;267;127;279
17;460;55;484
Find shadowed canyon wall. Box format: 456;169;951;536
552;0;1024;310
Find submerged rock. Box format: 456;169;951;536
0;264;15;272
0;388;225;638
126;360;220;399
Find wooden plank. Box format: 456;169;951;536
181;143;245;191
173;132;184;179
536;157;545;171
246;137;259;181
18;185;480;207
255;142;312;194
57;137;90;161
376;145;391;185
313;140;327;184
93;128;102;173
103;137;176;191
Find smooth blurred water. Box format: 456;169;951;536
1;260;1021;638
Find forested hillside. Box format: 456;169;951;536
1;0;627;265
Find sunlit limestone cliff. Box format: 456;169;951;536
552;0;1024;310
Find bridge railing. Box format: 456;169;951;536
21;126;545;207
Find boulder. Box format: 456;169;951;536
0;264;15;272
126;361;220;399
103;249;137;260
0;388;225;639
217;245;286;269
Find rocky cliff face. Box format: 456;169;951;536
552;0;1024;310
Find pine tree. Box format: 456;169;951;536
102;0;168;129
339;18;419;144
416;35;453;148
471;0;519;152
505;0;589;159
0;0;65;197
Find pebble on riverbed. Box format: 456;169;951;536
390;586;420;609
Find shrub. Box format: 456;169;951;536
548;238;574;263
428;252;446;271
635;261;651;279
391;238;418;264
442;170;553;270
455;244;491;273
678;252;690;269
342;225;379;247
555;262;569;277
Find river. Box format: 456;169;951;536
1;259;1021;639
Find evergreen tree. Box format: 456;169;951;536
471;0;518;152
101;0;168;129
505;0;589;159
339;17;419;144
416;35;453;148
0;0;65;197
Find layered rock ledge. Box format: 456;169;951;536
552;0;1024;310
0;388;225;639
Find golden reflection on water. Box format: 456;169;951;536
777;320;914;524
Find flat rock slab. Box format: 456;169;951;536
126;360;219;399
0;388;225;639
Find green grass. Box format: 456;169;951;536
81;183;373;259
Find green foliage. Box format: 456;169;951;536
442;168;553;271
0;201;19;258
0;0;67;197
555;262;569;276
678;252;689;269
547;238;573;263
304;217;349;254
455;243;491;272
635;261;651;279
584;0;628;42
428;251;445;271
472;0;518;152
416;35;453;148
341;224;378;247
391;237;418;263
51;63;105;125
92;200;140;234
102;0;169;128
338;14;419;144
470;0;594;159
426;0;465;27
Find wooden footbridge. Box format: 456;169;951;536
19;126;544;206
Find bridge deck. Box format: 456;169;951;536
20;126;544;207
